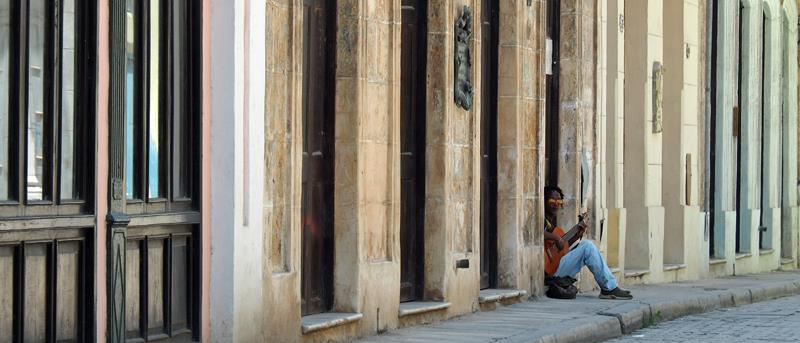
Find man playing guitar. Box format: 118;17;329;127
543;185;632;300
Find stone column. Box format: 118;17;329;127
761;0;784;267
495;0;546;296
710;0;737;274
554;0;596;232
263;0;304;340
662;0;703;280
622;0;665;277
423;0;482;315
737;0;764;265
604;0;626;273
781;0;799;267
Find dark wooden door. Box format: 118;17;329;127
400;0;427;303
545;0;560;187
480;0;499;290
301;0;336;316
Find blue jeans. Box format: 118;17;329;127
554;240;618;291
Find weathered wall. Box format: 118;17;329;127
254;1;546;342
495;0;546;297
206;0;800;342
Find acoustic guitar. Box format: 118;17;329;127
544;212;589;276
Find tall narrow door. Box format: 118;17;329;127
480;0;499;290
301;0;336;316
400;0;427;303
545;0;560;187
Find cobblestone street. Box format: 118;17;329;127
607;295;800;342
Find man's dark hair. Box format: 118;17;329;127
544;185;564;199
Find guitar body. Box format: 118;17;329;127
544;226;570;275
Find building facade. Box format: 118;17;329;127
0;0;797;342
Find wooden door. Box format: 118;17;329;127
479;0;499;290
707;0;719;257
545;0;560;187
301;0;336;316
111;0;204;341
400;0;427;303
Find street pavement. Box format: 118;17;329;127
606;294;800;342
355;271;800;343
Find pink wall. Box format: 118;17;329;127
201;0;212;340
94;0;109;340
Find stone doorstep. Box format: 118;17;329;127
477;289;528;304
781;258;796;265
398;302;451;317
663;264;687;272
301;312;363;335
709;258;727;265
623;269;650;278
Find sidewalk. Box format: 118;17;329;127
356;271;800;343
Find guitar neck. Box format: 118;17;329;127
562;225;583;245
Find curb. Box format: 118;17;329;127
559;279;800;342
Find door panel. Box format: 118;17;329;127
480;0;499;290
24;244;48;342
147;238;166;336
0;247;13;343
125;225;196;341
56;241;81;341
400;0;427;303
0;230;90;343
126;240;143;339
301;0;336;316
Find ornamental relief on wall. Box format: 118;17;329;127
454;5;474;111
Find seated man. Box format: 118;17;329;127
543;185;632;300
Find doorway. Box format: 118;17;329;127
301;0;336;316
479;0;499;290
400;0;427;303
545;0;560;188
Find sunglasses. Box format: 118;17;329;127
547;198;564;208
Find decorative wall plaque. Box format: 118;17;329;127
454;5;474;111
652;61;663;133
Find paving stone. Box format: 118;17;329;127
607;295;800;342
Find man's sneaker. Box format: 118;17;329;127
599;287;633;300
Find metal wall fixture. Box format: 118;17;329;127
454;5;474;110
